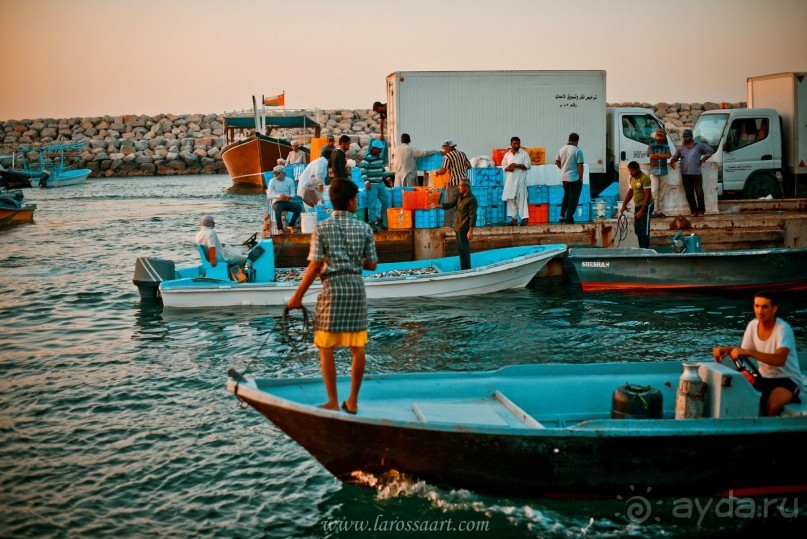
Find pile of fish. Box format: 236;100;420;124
273;266;438;283
365;267;438;279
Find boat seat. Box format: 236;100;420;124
197;245;231;281
781;400;807;417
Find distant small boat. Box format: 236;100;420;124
227;360;807;498
133;240;566;308
3;142;90;188
0;167;34;189
567;235;807;292
0;190;36;225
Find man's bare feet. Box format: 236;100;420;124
318;402;339;411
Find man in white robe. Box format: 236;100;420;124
501;136;531;226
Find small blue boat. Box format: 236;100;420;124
134;240;567;308
227;359;807;498
5;142;91;188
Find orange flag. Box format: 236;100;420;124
264;93;285;107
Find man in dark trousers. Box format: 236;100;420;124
431;180;477;270
554;132;585;223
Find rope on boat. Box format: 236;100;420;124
228;305;312;407
608;213;630;247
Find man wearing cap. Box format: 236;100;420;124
435;140;471;228
554;133;585;223
286;140;307;165
320;135;336;158
670;129;714;217
267;165;303;232
360;140;390;230
646;129;671;218
618;161;654;249
195;215;248;266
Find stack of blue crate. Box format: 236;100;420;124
413;208;446;228
468;167;504;187
475;206;487;227
416;154;444;171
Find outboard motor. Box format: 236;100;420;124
40;170;50;188
133;257;176;299
670;232;702;254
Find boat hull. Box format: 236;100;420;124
38;168;90;188
0;206;36;225
228;362;807;498
159;245;565;308
221;134;294;187
0;169;34;188
567;247;807;292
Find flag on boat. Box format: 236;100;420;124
264;93;285;107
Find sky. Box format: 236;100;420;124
1;0;806;120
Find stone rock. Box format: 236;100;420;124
135;155;153;164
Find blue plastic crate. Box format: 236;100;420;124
416;153;444;171
472;186;489;206
390;186;404;208
548;185;565;204
468;167;503;187
599;182;619;198
286;163;306;181
316;208;332;221
579;183;591;204
413;208;445;228
549;204;563;223
475;206;487;227
490;187;503;206
485;206;505;226
527;185;549;204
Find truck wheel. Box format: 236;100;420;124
742;173;781;199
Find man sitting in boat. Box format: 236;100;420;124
713;290;802;416
195;215;248;268
297;151;330;209
286;140;307;165
267;165;303;233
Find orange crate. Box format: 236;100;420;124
524;147;546;165
430;170;449;188
387;208;413;230
414;186;442;205
491;148;509;166
528;204;548;224
402;190;428;210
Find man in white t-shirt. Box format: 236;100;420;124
554;132;585;223
297;156;328;208
714;290;802;416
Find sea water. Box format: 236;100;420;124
1;175;806;538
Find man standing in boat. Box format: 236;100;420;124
288;179;378;414
618;161;654;249
430;180;477;270
713;290;802;416
435;140;471;228
331;135;351;182
361;140;390;230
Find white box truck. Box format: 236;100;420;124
692;72;806;197
384;70;672;194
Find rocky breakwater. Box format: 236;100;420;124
1;114;228;177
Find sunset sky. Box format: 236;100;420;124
1;0;805;120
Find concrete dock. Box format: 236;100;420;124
267;198;807;270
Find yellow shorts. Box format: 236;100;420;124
314;330;368;348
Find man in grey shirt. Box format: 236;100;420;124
670;129;714;217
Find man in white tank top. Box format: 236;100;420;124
714;290;802;416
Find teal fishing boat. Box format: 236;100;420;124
3;142;91;188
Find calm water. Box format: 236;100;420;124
1;175;806;538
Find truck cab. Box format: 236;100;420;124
605;107;676;183
693;108;783;198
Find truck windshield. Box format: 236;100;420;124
693;114;728;151
621;114;663;145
